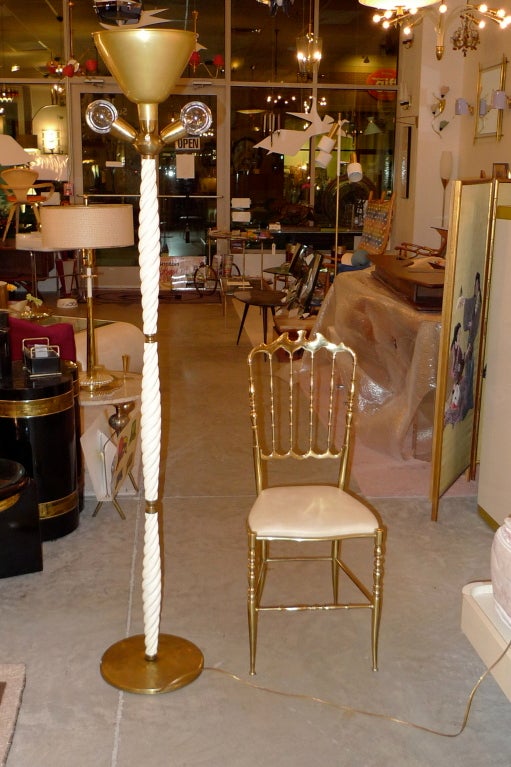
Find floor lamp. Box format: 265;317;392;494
316;116;357;275
88;27;212;694
40;204;134;391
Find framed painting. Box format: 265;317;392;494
475;57;506;141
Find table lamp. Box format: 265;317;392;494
85;25;212;695
0;135;33;167
40;204;134;391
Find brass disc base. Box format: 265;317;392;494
100;634;204;694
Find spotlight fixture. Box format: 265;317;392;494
92;0;143;25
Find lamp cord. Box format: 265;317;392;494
204;637;511;738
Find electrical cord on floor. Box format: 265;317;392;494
204;637;511;738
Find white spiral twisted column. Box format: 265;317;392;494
138;157;162;659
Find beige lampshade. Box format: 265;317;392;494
40;204;134;250
0;135;33;166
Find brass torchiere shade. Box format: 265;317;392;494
90;27;205;694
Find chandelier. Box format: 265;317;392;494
0;87;18;103
296;0;322;79
359;1;511;56
451;13;480;53
358;0;440;33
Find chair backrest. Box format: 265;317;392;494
0;167;40;201
357;193;395;256
247;331;357;494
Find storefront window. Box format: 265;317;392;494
231;84;395;228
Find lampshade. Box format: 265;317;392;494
347;153;363;183
40;204;134;250
492;90;508;110
0;135;33;166
455;98;472;115
440;150;453;182
364;116;382;135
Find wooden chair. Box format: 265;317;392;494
246;331;386;675
1;167;55;242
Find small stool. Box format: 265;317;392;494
233;289;286;344
0;459;42;578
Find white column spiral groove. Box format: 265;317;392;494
138;157;163;659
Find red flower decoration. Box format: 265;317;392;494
213;54;224;68
189;51;201;67
62;64;75;78
85;59;98;73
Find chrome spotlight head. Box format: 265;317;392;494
93;1;142;25
85;100;118;133
85;100;137;143
180;102;213;136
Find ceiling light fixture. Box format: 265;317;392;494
359;0;441;34
296;0;322;80
360;1;511;59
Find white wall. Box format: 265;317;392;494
393;15;511;249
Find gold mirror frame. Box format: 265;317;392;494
475;55;507;141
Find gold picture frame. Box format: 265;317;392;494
475;56;507;141
430;178;493;520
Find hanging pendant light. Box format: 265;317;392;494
296;0;322;79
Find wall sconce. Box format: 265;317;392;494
401;26;414;47
32;104;68;154
492;90;511;110
399;82;411;109
41;129;61;154
455;97;474;115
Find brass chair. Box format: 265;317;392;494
246;331;386;675
0;167;55;242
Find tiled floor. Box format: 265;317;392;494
0;289;509;767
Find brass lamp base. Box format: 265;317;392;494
79;367;122;394
100;634;204;694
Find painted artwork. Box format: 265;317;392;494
444;271;482;427
430;179;493;519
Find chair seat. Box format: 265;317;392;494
248;485;379;538
7;194;46;203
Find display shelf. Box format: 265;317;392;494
461;581;511;702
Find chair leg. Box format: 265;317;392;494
331;539;340;603
2;206;15;242
248;529;258;675
371;528;385;672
